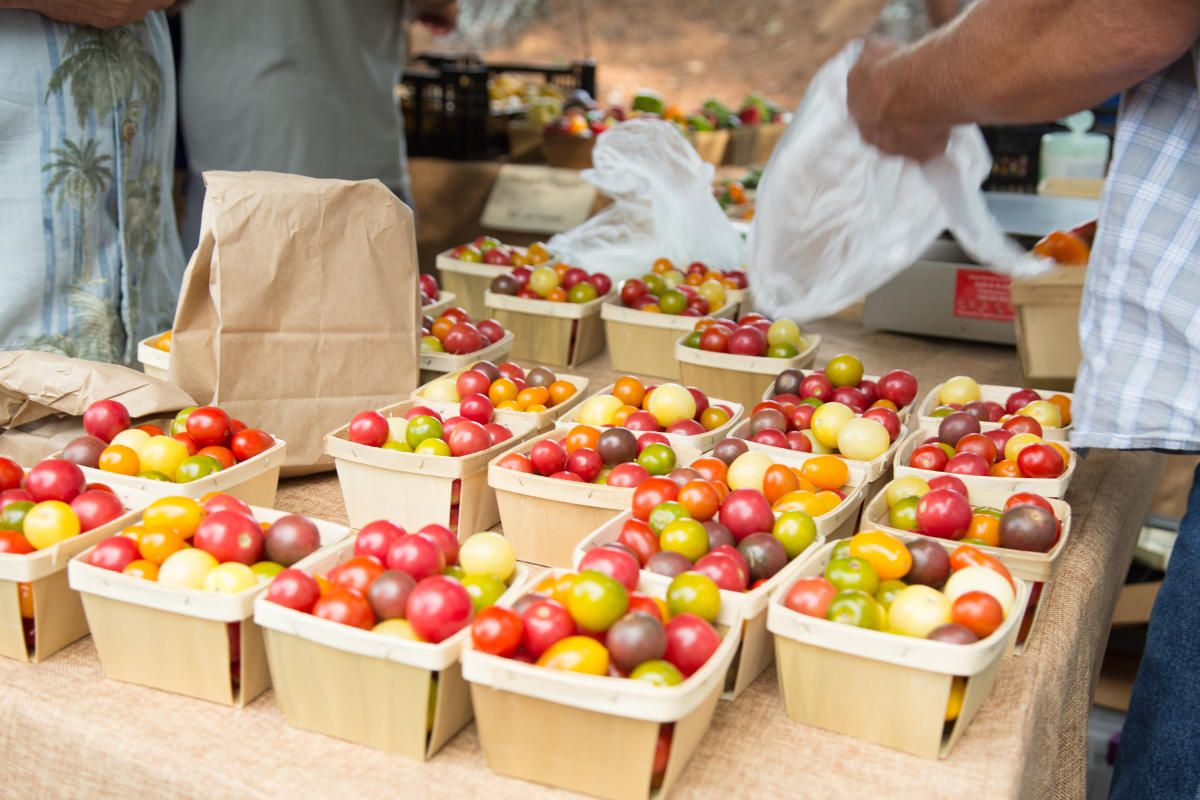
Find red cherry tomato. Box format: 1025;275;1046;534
949;544;1016;590
0;529;34;555
230;429;275;462
185;406;234;448
327;555;386;596
631;477;679;521
617;518;659;566
1004;492;1055;515
312;588;375;629
471;606;523;656
0;457;23;492
266;568;321;613
520;598;575;658
951;590;1005;639
1016;443;1065;479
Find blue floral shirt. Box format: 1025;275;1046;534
0;10;183;364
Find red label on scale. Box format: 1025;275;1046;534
953;269;1015;322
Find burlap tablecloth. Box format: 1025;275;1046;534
0;313;1163;799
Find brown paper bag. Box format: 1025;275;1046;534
0;350;196;463
170;171;420;476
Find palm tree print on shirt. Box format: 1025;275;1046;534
26;22;166;363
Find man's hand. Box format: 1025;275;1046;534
847;36;952;161
1;0;171;27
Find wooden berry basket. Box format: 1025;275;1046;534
686;129;731;165
573;506;841;700
325;399;538;534
436;247;558;320
893;428;1078;499
462;568;742;800
916;383;1074;441
255;538;528;761
0;498;143;662
767;538;1030;758
52;437;287;507
858;483;1071;651
675;332;820;414
412;365;589;434
419;331;514;385
137;335;170;381
422;290;457;320
487;427;703;569
555;383;744;454
600;296;737;380
68;506;349;706
483;289;612;368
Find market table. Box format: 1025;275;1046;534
0;309;1162;800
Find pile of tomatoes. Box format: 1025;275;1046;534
420;361;578;413
682;312;808;359
266;526;514;644
489;263;613;305
421;307;508;356
616;258;747;317
769;354;919;413
419;274;441;309
497;424;691;487
61;400;275;484
929;376;1071;431
448;237;553;269
881;476;1062;553
0;456;126;555
85;493;322;593
471;569;723;684
783;529;1018;643
575;377;733;437
348;403;514;459
909;412;1071;481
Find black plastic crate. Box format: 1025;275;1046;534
980;123;1063;193
400;54;596;161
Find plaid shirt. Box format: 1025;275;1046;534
1071;48;1200;452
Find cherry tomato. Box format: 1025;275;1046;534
799;455;848;491
568;570;629;632
23;500;81;549
123;559;160;581
949;544;1016;590
689;457;727;486
951;590;1005;638
143;496;205;538
196;446;236;470
98;445;140;476
266;568;321;613
783;576;837;617
470;606;523;656
138;529;187;565
520;598;575;658
88;535;140;571
825;556;880;594
965;513;1001;547
1005;491;1054;515
675;480;719;522
666;572;720;622
405;575;473;643
185;406;234;448
663;613;721;676
313;588;375;629
618;518;659;565
631;477;679;521
0;457;23;492
1016;443;1065;479
848;530;913;580
0;529;34;554
826;589;883;629
328;556;386;596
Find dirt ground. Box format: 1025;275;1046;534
412;0;893;113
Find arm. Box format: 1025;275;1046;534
0;0;170;27
411;0;456;34
849;0;1200;159
924;0;959;28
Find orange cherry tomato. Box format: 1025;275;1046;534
684;273;704;286
197;446;236;470
710;480;729;503
135;424;165;437
762;464;800;505
138;529;188;565
641;304;662;313
488;378;519;405
430;316;455;340
693;317;719;332
546;287;568;302
870;399;899;412
17;582;33;619
613;405;639;426
123;559;160;581
1032;230;1090;266
314;574;333;595
1046;441;1071;468
652;257;674;274
798;455;849;491
1047;394;1072;425
991;459;1022;477
966;513;1001;547
517;386;550;410
771;490;824;516
699;406;730;431
142;497;205;539
564;425;601;454
849;530;913;580
677;480;721;522
154;331;173;352
612;376;646;408
949;544;1016;590
98;444;140;476
548;380;577;406
551;572;578;606
689;457;727;486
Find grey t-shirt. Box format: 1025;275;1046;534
179;1;410;214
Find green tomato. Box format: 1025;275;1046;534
799;397;823;408
381;440;413;452
637;443;677;476
660;519;709;563
767;342;800;358
666;571;721;622
568;282;599;303
658;289;687;315
415;438;451;456
936;443;956;459
420;335;444;353
0;501;33;532
443;564;466;580
629;659;684;686
567;570;629;632
138;470;172;482
875;578;907;609
825;354;864;388
974;506;1003;520
960;538;989;547
684;331;702;349
457;245;484;262
826;589;883;629
405;415;444;449
930;406;955;418
888;496;921;530
461;573;507;613
772;511;817;559
641;273;666;297
175;455;223;483
767;319;801;347
476;236;501;253
250;561;285;583
831;539;852;559
648;501;690;536
824;556;880;595
170;406;198;436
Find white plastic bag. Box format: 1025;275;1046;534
747;41;1045;323
547;118;747;280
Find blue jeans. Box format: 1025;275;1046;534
1109;463;1200;798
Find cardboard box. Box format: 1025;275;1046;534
325;399;538;534
484;289;611;367
412;364;589;434
0;500;143;662
916;382;1073;441
676;332;820;415
488;427;702;569
1009;266;1085;391
768;539;1030;758
254;538;528;760
862;240;1019;346
419;331;514;386
462;568;742;800
68;506;349;705
893;427;1077;499
600;296;737;380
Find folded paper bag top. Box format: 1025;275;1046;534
0;350;197;464
170;171;420;476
